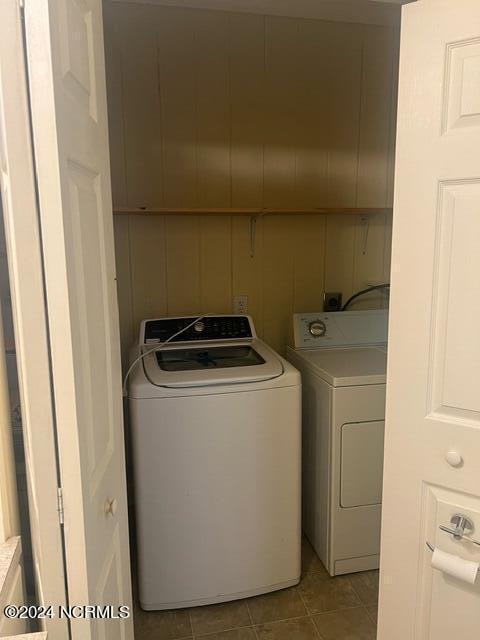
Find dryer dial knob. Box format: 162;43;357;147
308;320;326;337
194;321;205;333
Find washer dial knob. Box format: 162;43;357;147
308;320;326;337
194;321;205;333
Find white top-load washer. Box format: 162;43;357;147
286;309;388;576
129;315;301;610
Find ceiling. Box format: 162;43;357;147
109;0;407;26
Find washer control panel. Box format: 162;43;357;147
292;309;388;349
143;315;255;344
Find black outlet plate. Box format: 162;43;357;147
323;292;342;312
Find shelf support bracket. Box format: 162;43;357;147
249;215;257;258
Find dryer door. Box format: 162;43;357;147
340;420;385;508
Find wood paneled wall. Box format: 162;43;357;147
104;3;399;210
114;211;392;363
104;3;398;363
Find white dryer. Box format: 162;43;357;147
129;315;301;610
286;309;388;576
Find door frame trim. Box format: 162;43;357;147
0;1;68;635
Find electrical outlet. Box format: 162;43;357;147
233;295;248;315
323;292;342;312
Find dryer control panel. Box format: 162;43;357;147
292;309;388;349
142;315;255;344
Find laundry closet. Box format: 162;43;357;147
101;0;400;621
102;0;400;367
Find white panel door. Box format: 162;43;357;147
0;2;68;637
379;1;480;638
23;1;133;639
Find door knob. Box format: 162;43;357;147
445;451;463;467
104;497;118;516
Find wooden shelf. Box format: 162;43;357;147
113;207;392;216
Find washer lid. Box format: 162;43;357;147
142;339;284;388
296;346;387;386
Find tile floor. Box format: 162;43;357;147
133;539;379;640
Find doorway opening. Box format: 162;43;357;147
102;0;400;636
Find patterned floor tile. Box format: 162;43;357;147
366;604;378;627
313;606;376;639
301;538;330;578
133;606;192;640
196;628;257;640
255;616;320;640
348;571;379;606
298;574;360;615
189;600;251;636
247;587;306;624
